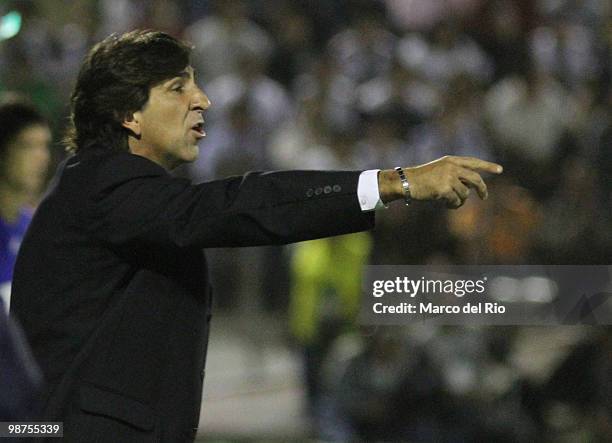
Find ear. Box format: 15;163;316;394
121;111;142;137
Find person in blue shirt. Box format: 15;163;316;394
0;98;51;312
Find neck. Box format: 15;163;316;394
0;182;27;223
128;142;173;170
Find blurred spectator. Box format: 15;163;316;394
397;21;492;87
541;329;612;441
98;0;144;35
185;0;273;82
268;56;361;170
0;98;51;311
357;58;437;124
268;81;336;170
484;63;572;196
530;15;602;89
327;3;396;83
354;108;412;168
472;0;532;81
294;56;361;133
265;2;316;88
1;1;93;117
408;73;494;165
536;155;611;264
145;0;184;35
385;0;482;32
329;328;455;441
289;232;372;433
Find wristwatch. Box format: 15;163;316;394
394;166;412;206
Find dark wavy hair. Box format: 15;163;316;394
65;30;192;153
0;97;47;161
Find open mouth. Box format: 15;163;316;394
191;121;206;138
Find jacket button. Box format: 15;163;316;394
314;187;323;195
200;369;206;380
333;185;341;192
323;185;332;194
306;188;314;197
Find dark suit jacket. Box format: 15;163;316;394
10;147;374;442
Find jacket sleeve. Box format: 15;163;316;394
85;152;375;249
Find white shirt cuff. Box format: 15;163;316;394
357;169;387;212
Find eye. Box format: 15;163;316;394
172;84;185;93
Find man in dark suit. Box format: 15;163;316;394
10;30;501;442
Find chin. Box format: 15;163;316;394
185;145;199;162
174;146;199;167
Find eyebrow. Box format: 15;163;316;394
166;68;194;83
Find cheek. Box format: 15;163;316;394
1;152;30;187
3;151;23;177
17;148;48;179
31;147;51;171
15;152;36;179
144;121;170;144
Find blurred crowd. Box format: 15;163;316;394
0;0;611;441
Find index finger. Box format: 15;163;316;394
458;169;488;199
449;156;503;174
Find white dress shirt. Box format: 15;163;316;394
357;169;387;211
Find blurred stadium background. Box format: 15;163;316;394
1;0;610;441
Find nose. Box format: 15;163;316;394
193;87;211;111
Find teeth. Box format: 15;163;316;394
191;122;205;137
